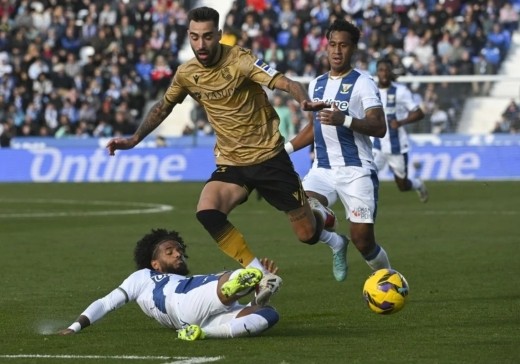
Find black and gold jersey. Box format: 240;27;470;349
163;44;285;166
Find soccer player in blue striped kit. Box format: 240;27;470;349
372;59;428;203
285;19;392;279
58;228;279;341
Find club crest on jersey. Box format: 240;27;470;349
340;83;353;94
221;67;232;81
254;59;277;77
151;274;169;283
387;94;396;102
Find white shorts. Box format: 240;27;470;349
170;274;242;328
373;149;408;179
302;166;379;223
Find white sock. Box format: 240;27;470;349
203;308;279;338
365;245;391;270
411;178;422;190
246;257;267;274
319;230;344;253
308;196;328;221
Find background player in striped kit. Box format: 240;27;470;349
372;59;428;203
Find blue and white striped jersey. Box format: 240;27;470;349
308;69;382;169
372;82;421;154
79;269;222;330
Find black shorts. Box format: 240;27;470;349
207;151;306;212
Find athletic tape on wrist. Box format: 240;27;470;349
343;115;353;128
284;142;294;154
68;322;81;333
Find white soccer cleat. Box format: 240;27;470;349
253;273;282;306
308;197;338;231
417;179;429;203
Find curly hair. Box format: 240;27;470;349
326;19;361;45
133;228;188;270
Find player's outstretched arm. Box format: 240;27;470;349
391;107;425;129
106;99;176;156
57;287;129;335
57;315;91;335
273;75;309;104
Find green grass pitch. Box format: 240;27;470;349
0;181;519;364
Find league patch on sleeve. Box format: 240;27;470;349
254;59;277;77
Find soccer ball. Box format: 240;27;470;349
362;268;409;314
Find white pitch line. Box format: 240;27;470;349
421;210;518;215
0;198;173;218
0;354;224;363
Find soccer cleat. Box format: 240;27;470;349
308;197;338;231
221;268;263;297
254;273;283;306
332;235;349;282
177;324;205;341
417;179;429;203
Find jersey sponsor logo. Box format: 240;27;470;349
313;98;350;112
193;75;200;84
198;88;236;101
351;207;371;220
340;83;353;94
254;59;277;77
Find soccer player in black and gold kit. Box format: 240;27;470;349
106;7;348;305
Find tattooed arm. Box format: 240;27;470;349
106;99;175;156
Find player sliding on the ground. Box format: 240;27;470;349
58;228;280;341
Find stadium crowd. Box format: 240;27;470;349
0;0;519;146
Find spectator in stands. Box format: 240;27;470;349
492;118;512;134
0;118;13;147
3;0;519;140
273;94;294;141
403;28;422;56
414;35;435;67
150;55;173;99
499;2;519;32
480;41;502;73
501;99;520;128
55;114;72;138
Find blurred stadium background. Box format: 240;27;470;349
1;0;519;181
